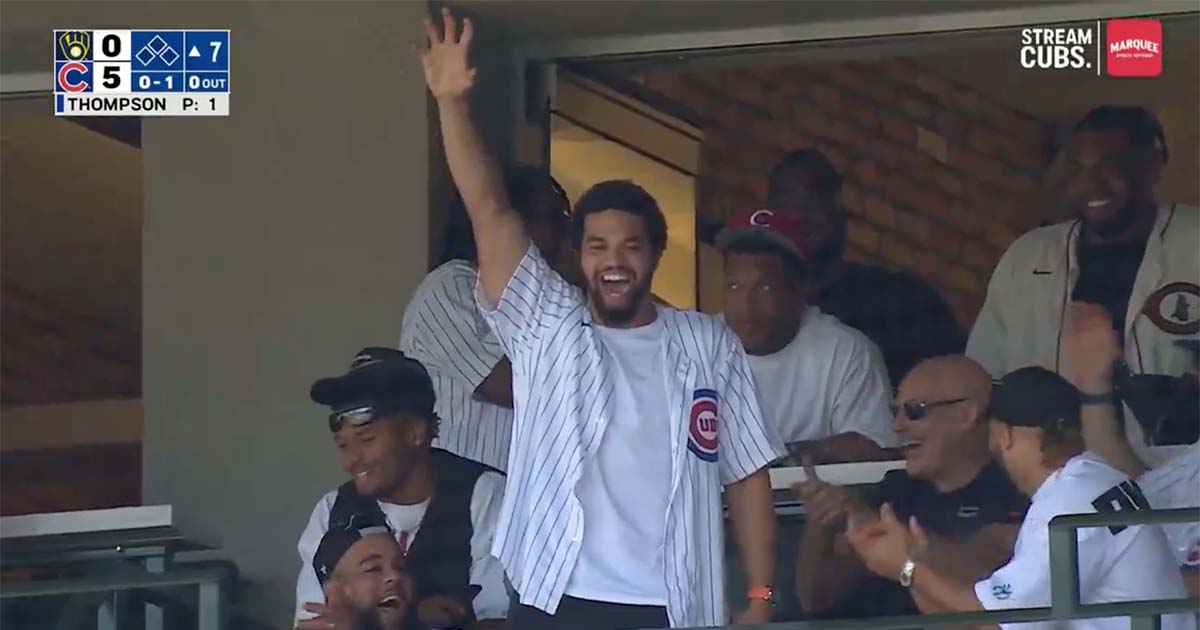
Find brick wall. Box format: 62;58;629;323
636;58;1053;327
1;285;140;407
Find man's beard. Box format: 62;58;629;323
587;278;651;326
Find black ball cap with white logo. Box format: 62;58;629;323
990;366;1082;431
310;347;435;419
312;512;393;585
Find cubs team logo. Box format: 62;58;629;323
1143;282;1200;336
688;389;719;462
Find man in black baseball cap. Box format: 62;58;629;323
299;514;413;630
309;347;439;482
987;366;1087;488
847;365;1190;630
295;348;509;630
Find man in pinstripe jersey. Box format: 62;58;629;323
400;166;570;472
419;8;785;629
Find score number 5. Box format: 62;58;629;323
94;63;131;93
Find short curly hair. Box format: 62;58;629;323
569;179;668;253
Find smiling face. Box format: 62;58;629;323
893;377;970;481
334;414;425;498
331;533;412;630
890;357;991;483
1053;127;1160;240
579;209;660;326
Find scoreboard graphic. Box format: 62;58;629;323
54;29;230;117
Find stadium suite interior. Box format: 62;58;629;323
1;1;1197;627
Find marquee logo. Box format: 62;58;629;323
1106;19;1162;77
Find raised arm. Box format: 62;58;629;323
1062;302;1146;478
420;8;528;303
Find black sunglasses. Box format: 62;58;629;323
891;397;969;421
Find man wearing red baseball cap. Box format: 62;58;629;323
716;208;897;464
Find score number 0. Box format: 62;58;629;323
95;33;127;91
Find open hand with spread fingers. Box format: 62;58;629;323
418;7;476;101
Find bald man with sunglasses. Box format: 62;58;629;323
794;355;1028;619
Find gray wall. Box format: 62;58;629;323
142;3;435;623
3;1;438;625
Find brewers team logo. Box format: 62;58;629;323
57;30;91;61
688;388;719;462
1143;282;1200;336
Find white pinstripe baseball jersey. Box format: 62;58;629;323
478;245;786;627
400;260;513;471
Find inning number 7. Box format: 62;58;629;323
209;41;222;63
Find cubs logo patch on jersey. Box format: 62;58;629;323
1143;282;1200;335
688;388;719;462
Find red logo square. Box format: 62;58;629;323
1106;19;1162;77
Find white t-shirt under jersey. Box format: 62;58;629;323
733;306;896;448
565;318;672;605
975;453;1193;630
478;246;784;627
294;471;508;624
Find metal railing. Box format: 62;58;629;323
693;507;1200;630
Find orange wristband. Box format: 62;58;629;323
747;585;774;602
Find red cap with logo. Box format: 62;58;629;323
715;208;807;260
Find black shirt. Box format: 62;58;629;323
1071;238;1148;337
820;462;1029;619
815;263;966;384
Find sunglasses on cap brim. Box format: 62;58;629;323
890;397;969;421
328;405;381;433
